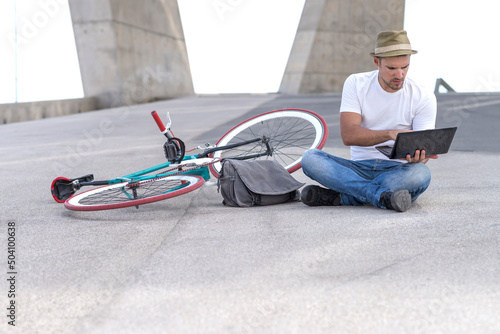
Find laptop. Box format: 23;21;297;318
376;127;458;159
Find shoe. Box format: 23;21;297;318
380;189;411;212
301;185;341;206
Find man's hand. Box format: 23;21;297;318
405;149;438;164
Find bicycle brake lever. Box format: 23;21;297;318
165;112;172;131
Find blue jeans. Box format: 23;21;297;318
302;149;431;208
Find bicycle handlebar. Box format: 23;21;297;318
151;110;167;133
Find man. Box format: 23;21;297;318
301;30;437;212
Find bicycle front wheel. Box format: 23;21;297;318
209;109;328;178
65;174;204;211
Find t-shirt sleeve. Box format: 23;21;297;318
412;91;437;131
340;74;361;114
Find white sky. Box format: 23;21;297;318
177;0;305;94
404;0;500;93
0;0;82;103
0;0;499;103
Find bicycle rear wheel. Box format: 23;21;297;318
65;175;204;211
209;109;328;178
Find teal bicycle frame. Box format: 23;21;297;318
108;155;210;185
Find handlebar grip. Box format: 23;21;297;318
151;110;166;133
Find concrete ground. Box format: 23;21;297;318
1;93;499;334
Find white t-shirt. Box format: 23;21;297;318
340;70;437;161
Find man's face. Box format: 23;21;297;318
374;55;410;92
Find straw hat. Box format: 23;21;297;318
370;30;418;57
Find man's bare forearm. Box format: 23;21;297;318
340;124;400;146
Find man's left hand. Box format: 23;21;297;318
405;150;438;164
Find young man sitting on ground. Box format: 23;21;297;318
301;30;437;212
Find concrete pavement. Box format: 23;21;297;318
1;93;499;333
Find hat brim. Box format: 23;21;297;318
370;49;418;57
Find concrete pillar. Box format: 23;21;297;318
68;0;194;109
280;0;405;94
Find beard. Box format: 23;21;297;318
381;76;405;91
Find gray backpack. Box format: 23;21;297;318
217;159;304;207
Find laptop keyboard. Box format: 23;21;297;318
377;146;393;156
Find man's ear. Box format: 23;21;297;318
373;56;381;68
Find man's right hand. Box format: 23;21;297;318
389;129;411;141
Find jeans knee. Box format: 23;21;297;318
417;163;431;182
408;163;431;188
302;149;326;178
302;149;318;171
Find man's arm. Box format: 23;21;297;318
340;112;435;164
340;112;402;146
